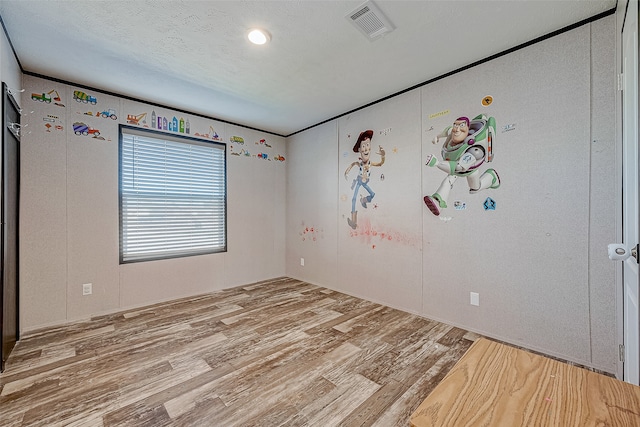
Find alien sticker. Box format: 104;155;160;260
424;114;500;216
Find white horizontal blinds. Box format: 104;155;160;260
121;129;226;262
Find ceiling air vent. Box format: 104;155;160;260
346;1;395;41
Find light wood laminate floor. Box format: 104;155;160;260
0;277;477;426
410;338;640;426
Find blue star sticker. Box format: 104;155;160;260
484;197;496;211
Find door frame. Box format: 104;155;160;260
1;81;20;372
616;0;640;383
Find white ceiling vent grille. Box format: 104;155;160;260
346;1;395;41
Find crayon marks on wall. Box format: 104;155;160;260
299;223;324;242
347;217;420;250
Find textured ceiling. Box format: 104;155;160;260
0;0;617;136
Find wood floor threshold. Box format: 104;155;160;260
1;277;479;426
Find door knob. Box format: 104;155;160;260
608;243;639;262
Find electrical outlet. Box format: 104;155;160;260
300;257;305;266
83;283;92;296
470;292;479;306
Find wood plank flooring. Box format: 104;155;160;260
0;277;477;426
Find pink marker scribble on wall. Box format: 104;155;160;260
300;225;324;242
348;217;419;249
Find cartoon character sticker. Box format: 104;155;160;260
344;130;385;229
424;114;500;216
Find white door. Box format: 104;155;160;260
622;0;639;385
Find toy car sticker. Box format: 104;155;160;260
73;90;97;105
127;112;149;126
194;125;221;140
31;88;65;107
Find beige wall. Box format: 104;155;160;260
1;22;22;217
19;78;286;331
15;15;618;373
0;25;21;107
285;17;618;373
286;122;339;288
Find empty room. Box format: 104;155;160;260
1;0;639;426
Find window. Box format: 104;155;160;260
119;126;226;263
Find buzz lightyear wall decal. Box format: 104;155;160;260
424;114;500;216
344;130;385;229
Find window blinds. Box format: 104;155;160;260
120;128;226;262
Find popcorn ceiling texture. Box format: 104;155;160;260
0;0;615;135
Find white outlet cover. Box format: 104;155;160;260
83;283;92;295
470;292;479;306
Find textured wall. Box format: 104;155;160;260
19;76;286;331
588;15;618;374
336;91;423;313
285;121;339;287
16;14;617;373
0;27;21;108
285;17;618;372
421;24;592;365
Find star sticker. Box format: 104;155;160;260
483;197;496;211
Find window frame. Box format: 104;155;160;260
118;124;227;264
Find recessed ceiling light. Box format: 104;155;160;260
248;29;271;45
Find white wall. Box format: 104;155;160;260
589;15;619;375
13;13;618;373
0;24;21;107
1;21;23;217
286;122;339;287
19;77;286;331
285;17;618;373
337;91;423;313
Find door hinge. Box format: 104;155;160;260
620;344;625;362
618;73;624;91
